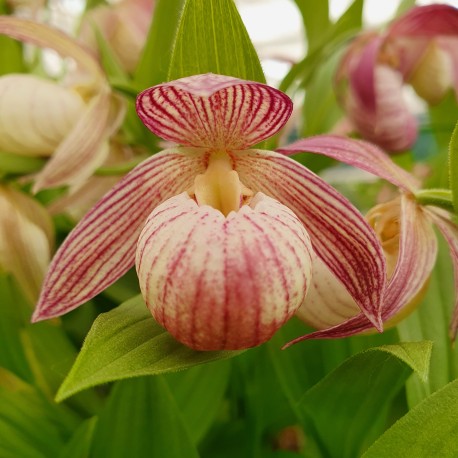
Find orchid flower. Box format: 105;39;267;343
279;135;458;345
0;185;53;304
32;73;386;351
78;0;155;73
0;17;125;191
335;4;458;152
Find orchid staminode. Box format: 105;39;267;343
280;135;458;345
32;73;386;351
335;4;458;152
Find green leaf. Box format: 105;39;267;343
448;121;458;213
280;0;363;93
299;342;432;458
90;376;200;458
0;369;78;458
56;295;242;401
0;274;33;383
134;0;186;88
0;152;46;176
397;236;457;407
168;0;265;82
363;378;458;457
58;417;97;458
414;188;454;212
165;360;231;442
293;0;330;50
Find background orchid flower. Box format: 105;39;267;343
78;0;155;73
0;185;53;304
0;17;125;191
335;4;458;153
279;135;458;345
32;73;386;351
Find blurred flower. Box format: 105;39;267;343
0;185;53;304
335;4;458;152
33;74;386;351
0;17;125;191
78;0;155;73
279;135;458;345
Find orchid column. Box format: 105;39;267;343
33;74;386;351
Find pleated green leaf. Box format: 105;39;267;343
56;295;242;402
90;376;199;458
299;342;432;458
168;0;265;82
363;378;458;458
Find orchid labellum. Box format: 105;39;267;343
335;4;458;152
279;135;458;345
0;17;125;191
33;73;386;351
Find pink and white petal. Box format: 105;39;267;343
32;148;207;322
136;73;292;150
427;208;458;340
0;75;86;157
278;134;420;192
353;65;417;152
32;89;111;191
348;34;382;114
295;255;359;330
235;149;386;330
388;5;458;38
0;187;53;304
136;192;313;350
0;16;103;84
284;194;437;346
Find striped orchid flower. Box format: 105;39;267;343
279;135;458;346
33;73;387;351
0;17;124;191
335;4;458;153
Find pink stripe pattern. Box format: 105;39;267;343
235;149;386;330
136;73;292;150
278;134;420;192
136;192;314;350
284;195;438;345
33;148;207;321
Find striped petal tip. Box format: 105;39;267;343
136;73;293;150
136;192;314;351
32;149;207;322
295;196;434;335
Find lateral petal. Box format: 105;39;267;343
0;16;103;85
285;194;437;345
427;208;458;340
235;149;385;330
278;134;420;192
136;73;292;150
32;148;207;321
136;192;313;350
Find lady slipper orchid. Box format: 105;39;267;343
335;4;458;152
32;73;386;351
279;135;458;345
0;17;125;191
